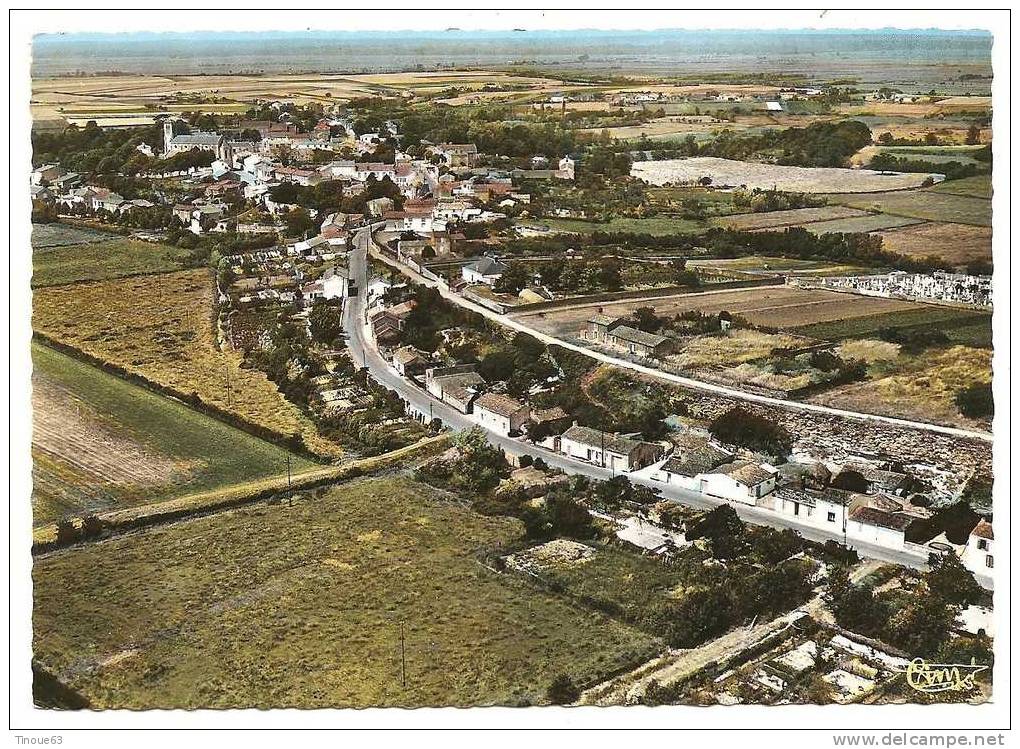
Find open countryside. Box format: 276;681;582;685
26;24;996;717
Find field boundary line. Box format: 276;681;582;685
32;334;331;462
31;434;451;553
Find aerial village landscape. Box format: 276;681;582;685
25;25;997;713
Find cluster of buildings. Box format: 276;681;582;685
794;271;992;308
582;313;674;358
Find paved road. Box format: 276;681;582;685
365;237;992;443
344;229;948;575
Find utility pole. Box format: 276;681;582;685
400;620;407;688
286;455;292;488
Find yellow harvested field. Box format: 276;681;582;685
32;269;344;459
836;339;901;363
666;329;808;369
515;286;924;337
839;96;991;118
809;345;992;429
876;222;992;266
631;157;940;193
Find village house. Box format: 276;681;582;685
559;425;664;473
424;365;485;414
301;267;351;302
428;143;479;167
473;392;531;436
391;346;430;378
962;519;994;575
770;486;854;530
697;461;778;505
461;256;508;286
654;434;734;488
845;504;915;548
605;325;674;358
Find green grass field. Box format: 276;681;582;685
533;216;705;236
792;306;992;347
32;225;191;287
925;174;993;199
803;214;924;235
828;189;991;227
31;342;316;525
32;476;660;708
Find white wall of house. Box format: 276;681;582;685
846;520;905;548
697;473;759;505
475;407;513;436
962;534;994;575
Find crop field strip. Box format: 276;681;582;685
32;476;660;708
712;205;868;231
517;286;924;337
875;222;992;265
31;341;317;526
828;189;992;227
790;306;992;347
32;269;345;459
32;230;192;287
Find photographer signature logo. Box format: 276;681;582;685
904;658;988;693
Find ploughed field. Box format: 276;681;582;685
514;286;925;338
32;476;659;708
875;223;992;266
31;342;315;526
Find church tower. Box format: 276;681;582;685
162;119;175;157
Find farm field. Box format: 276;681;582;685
876;222;992;266
809;345;992;430
529;215;704;236
32;476;660;708
689;256;872;278
31;342;315;527
791;306;993;348
712;205;868;231
631;157;941;193
666;328;809;369
515;286;924;338
828;189;992;226
32;269;344;458
32;224;191;287
801;214;924;235
926;174;993;199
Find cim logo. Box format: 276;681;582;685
904;658;988;694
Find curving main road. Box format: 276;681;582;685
344;228;996;584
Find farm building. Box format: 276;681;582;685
605;325;673;358
424;365;484;414
770;487;854;530
391;346;431;378
559;425;664;473
473;393;531;436
462;256;508;286
846;505;915;548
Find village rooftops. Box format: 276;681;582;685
170;132;224;147
392;346;427;366
463;256;508;276
608;325;670;349
474;392;528;419
588;313;622;328
716;460;775;487
772;486;855;508
530;406;569;424
971;519;994;540
562;425;647;456
848;505;915;532
661;435;733;477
